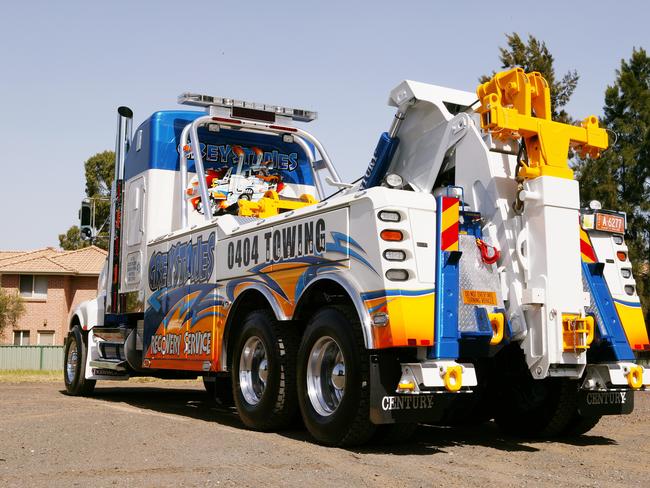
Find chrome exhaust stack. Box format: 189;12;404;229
106;106;133;314
114;106;133;179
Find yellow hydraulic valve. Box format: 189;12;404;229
238;190;317;219
476;68;608;180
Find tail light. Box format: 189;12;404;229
380;230;403;242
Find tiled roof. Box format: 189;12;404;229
0;251;28;260
0;248;59;265
0;246;106;275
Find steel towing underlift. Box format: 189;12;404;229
66;67;650;445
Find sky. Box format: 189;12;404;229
0;0;648;249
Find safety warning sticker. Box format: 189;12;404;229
462;290;497;306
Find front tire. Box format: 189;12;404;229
231;310;298;430
297;306;375;446
63;325;96;396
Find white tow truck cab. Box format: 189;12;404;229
65;68;650;446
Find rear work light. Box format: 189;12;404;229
386;269;409;281
378;210;401;222
380;230;403;242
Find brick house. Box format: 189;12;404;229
0;246;107;346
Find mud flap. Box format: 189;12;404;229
577;389;634;416
369;353;458;424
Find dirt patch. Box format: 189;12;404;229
0;380;648;487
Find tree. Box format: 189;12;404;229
59;150;114;251
58;225;89;251
0;289;26;339
480;33;579;123
576;48;650;321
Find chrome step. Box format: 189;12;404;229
89;359;127;371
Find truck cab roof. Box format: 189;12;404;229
124;110;315;187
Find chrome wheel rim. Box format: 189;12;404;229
239;336;268;405
306;336;345;417
66;338;79;384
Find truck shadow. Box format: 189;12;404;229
64;384;618;455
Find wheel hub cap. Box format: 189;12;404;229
306;336;345;417
239;336;268;406
331;362;345;390
66;338;78;384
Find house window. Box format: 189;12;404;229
19;275;48;299
38;331;55;345
13;330;30;346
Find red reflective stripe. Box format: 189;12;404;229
441;196;457;212
440;223;458;251
269;124;297;133
439;197;459;251
211;117;241;124
580;238;597;263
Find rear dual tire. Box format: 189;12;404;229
495;375;601;438
231;306;402;446
231;310;299;430
296;306;375;446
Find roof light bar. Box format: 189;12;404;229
178;92;317;122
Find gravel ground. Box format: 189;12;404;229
0;379;648;487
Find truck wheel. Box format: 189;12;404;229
563;413;602;436
231;310;298;430
63;326;96;396
297;306;375;446
495;376;577;438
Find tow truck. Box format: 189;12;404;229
65;68;650;445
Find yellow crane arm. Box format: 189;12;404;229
476;67;608;180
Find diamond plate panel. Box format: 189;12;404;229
458;234;504;332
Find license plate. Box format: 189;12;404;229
595;213;625;233
462;290;497;306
